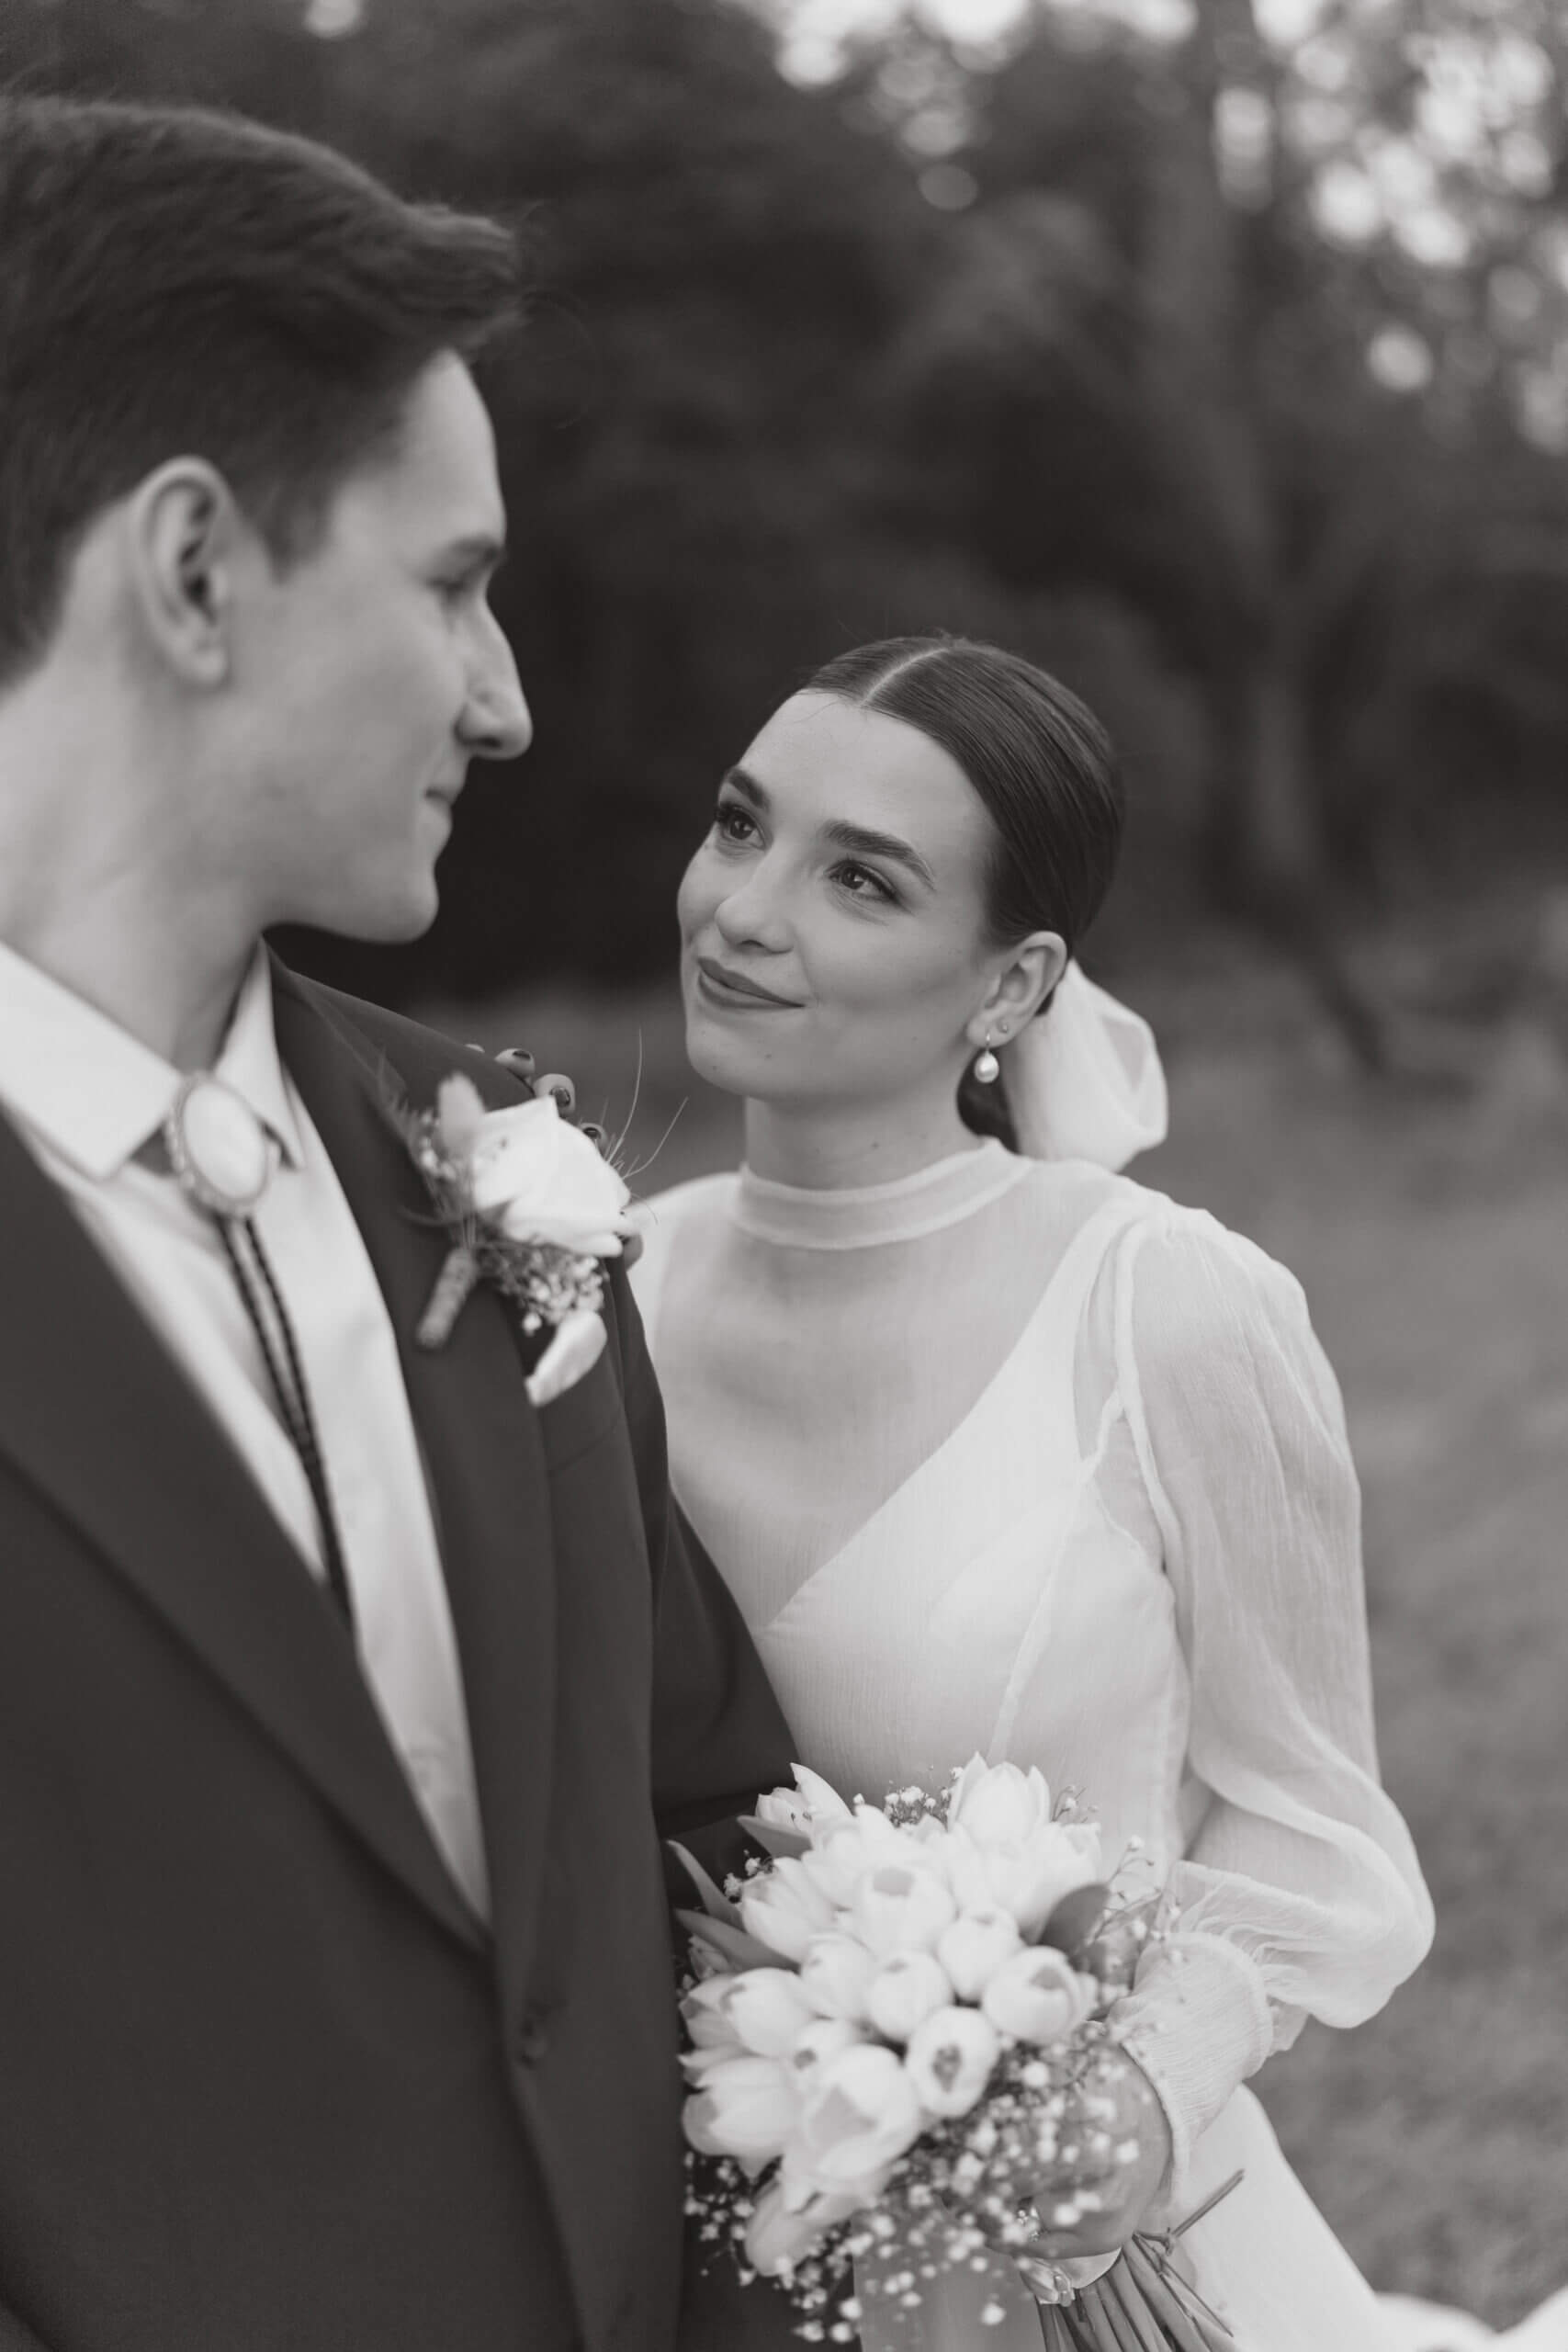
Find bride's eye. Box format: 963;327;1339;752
832;860;898;906
713;798;759;846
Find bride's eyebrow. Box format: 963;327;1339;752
721;765;936;890
719;765;768;807
820;819;936;892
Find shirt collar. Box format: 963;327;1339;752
0;941;306;1184
216;952;308;1175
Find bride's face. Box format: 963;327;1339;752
677;691;1005;1109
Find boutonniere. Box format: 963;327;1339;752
399;1067;634;1402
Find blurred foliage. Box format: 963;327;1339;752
6;0;1568;1012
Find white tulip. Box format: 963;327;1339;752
791;1765;855;1826
948;1758;1054;1848
799;1805;907;1907
751;1767;853;1858
946;1821;1102;1939
753;1787;813;1838
784;2043;924;2197
681;1979;750;2080
682;1974;748;2052
849;1861;956;1960
864;1951;955;2043
936;1905;1024;2001
744;2179;863;2278
719;1968;823;2057
798;1933;880;2022
786;2016;867;2080
904;2006;1001;2120
739;1858;838;1963
980;1945;1098;2044
682;2053;801;2174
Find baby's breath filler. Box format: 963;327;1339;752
383;1064;634;1351
676;1758;1239;2348
405;1109;609;1347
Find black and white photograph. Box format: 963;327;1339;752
0;1;1564;2347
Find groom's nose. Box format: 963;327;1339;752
460;606;533;761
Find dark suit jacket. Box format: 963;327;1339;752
0;964;795;2352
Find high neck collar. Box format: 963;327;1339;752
731;1138;1030;1250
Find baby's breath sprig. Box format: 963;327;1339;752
680;1759;1238;2348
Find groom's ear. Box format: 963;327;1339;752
124;458;248;688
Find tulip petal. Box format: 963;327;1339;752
744;2179;862;2276
738;1815;814;1861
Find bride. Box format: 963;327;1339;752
628;633;1440;2350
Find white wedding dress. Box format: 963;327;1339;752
631;1140;1438;2351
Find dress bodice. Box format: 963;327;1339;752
723;1185;1185;1893
631;1143;1433;2210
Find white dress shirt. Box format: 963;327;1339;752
0;942;490;1918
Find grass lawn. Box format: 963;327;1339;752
426;967;1568;2329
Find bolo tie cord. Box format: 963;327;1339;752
216;1216;355;1633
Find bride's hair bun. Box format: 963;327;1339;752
804;634;1124;1147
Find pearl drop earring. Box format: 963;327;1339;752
974;1029;1001;1085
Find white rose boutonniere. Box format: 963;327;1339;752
396;1067;633;1392
465;1094;631;1259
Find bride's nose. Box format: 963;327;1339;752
712;867;794;955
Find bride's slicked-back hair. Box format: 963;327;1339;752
805;635;1125;1143
805;635;1123;953
0;95;524;688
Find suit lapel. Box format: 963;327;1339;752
270;968;559;2012
0;1112;482;1951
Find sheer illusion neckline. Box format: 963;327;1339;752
731;1138;1031;1251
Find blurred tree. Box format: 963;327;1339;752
4;0;930;994
6;0;1568;1014
761;0;1568;1055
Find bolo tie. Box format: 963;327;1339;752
161;1071;355;1634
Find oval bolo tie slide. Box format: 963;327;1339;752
163;1072;276;1219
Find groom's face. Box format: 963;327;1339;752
224;353;531;942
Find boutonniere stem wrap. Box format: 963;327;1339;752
401;1070;633;1358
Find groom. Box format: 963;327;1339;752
0;96;794;2352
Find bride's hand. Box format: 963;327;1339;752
1029;2055;1173;2261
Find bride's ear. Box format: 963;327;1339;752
966;931;1068;1052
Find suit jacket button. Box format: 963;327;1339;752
515;2011;549;2065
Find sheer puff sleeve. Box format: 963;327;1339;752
1105;1206;1434;2186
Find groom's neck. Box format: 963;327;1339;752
0;687;256;1071
2;905;256;1074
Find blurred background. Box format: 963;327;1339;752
7;0;1565;2324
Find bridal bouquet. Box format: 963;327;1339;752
676;1758;1237;2349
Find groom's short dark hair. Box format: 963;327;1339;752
0;95;524;686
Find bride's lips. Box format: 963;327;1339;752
694;955;802;1011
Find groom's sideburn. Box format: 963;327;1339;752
0;965;795;2352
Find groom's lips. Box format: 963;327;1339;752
695;956;802;1010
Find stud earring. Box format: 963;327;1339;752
973;1030;1000;1085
